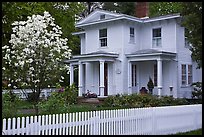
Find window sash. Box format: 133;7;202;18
181;64;187;85
100;14;105;19
152;37;161;47
153;28;161;37
130;27;135;43
99;29;107;38
188;65;192;85
100;38;107;47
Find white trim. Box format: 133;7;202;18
76;11;180;28
72;31;85;35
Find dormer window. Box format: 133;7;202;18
99;28;107;47
152;28;161;47
100;14;105;20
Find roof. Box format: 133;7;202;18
76;9;181;28
126;49;176;57
73;51;119;58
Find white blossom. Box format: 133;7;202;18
3;11;72;90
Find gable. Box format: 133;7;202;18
77;9;121;25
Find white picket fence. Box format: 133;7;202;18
2;104;202;135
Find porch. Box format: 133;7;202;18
65;51;119;97
126;49;177;97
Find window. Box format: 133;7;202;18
181;64;193;86
132;64;137;87
181;64;187;85
130;27;135;43
99;28;107;47
100;14;105;20
184;28;190;48
152;28;161;47
153;64;157;86
188;65;192;85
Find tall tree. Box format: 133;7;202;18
180;2;202;68
79;2;103;19
102;2;135;16
2;2;84;55
149;2;182;17
2;12;71;114
2;2;85;89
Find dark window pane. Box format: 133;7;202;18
99;29;107;38
153;28;161;37
100;14;105;19
130;27;134;35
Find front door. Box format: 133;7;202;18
104;63;108;96
132;64;138;93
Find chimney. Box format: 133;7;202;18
135;2;149;18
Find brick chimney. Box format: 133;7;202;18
135;2;149;18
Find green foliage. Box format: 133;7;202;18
180;2;202;68
37;84;78;115
191;82;202;99
2;91;20;119
102;2;135;16
149;2;182;17
101;93;189;108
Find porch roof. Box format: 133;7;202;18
126;49;176;57
126;49;176;61
64;51;119;64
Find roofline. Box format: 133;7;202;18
76;13;181;28
71;31;85;36
73;53;119;58
77;9;122;25
126;52;176;57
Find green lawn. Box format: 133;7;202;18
173;128;202;135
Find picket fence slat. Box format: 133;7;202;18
2;104;202;135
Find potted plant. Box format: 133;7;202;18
147;77;154;94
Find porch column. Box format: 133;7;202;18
157;59;162;97
78;61;83;96
128;61;132;95
99;60;105;96
69;64;74;85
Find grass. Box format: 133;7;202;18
173;128;202;135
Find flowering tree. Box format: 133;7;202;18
2;11;71;114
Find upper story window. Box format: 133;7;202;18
181;64;192;86
152;28;161;47
100;14;105;20
184;28;190;48
99;28;107;47
129;27;135;43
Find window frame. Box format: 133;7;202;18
152;28;162;48
99;28;107;47
100;14;105;20
181;64;193;86
129;27;135;43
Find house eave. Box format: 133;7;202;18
126;52;176;58
75;13;181;28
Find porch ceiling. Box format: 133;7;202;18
126;49;176;61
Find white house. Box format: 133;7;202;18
65;3;202;98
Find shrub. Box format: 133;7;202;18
191;82;202;99
101;93;190;108
37;84;78;115
2;91;20;119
